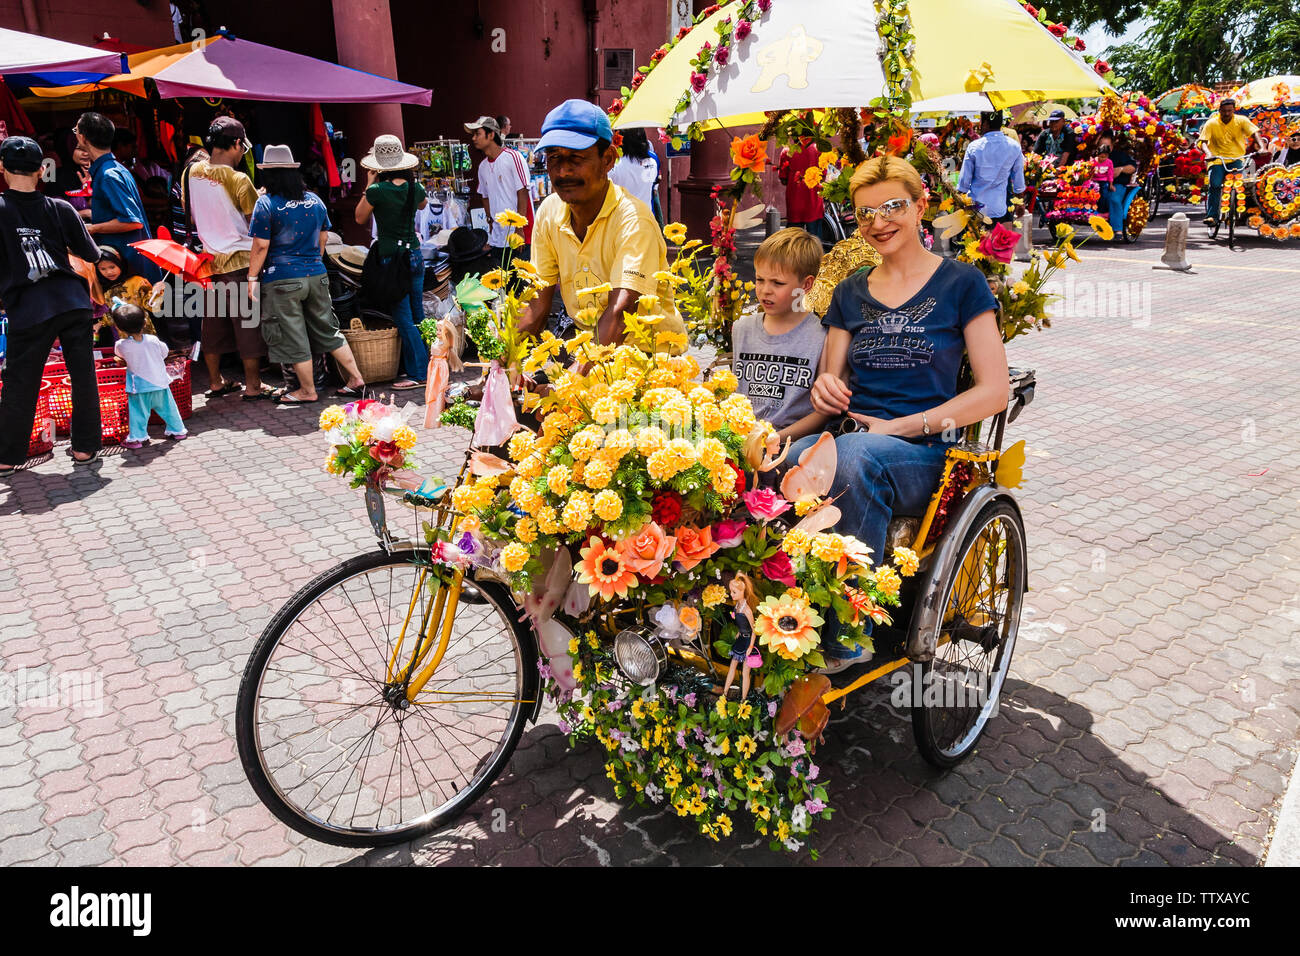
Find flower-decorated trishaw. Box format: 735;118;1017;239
236;0;1108;853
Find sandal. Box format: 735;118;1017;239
335;384;365;398
0;464;18;477
391;379;423;390
204;381;243;398
241;386;275;401
66;448;102;465
277;393;320;405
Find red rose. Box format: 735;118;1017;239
1023;3;1038;17
703;4;721;16
651;490;683;528
608;97;624;117
1048;23;1067;37
676;26;691;40
1094;59;1111;75
631;72;645;91
651;46;668;63
371;441;403;467
1074;38;1086;51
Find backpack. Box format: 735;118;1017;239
361;181;415;308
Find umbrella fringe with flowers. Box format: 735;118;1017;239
612;0;1109;352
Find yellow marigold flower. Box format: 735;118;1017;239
547;464;571;497
593;490;623;522
591;396;620;425
603;429;634;458
481;269;506;290
609;380;636;403
471;482;496;510
509;474;530;501
875;565;902;598
355;422;374;444
536;505;561;534
392;424;418;450
501;542;530;572
495;209;528;229
708;368;739;395
318;405;345;431
508;431;536;461
711;467;736;495
794;498;818;517
702;584;727;607
1012;280;1030;297
451;483;478;513
646;450;679;482
646;368;677;389
697;437;727;472
893;546;920;577
587;381;611;401
687;385;716;407
583;457;614;489
515;517;538;543
782;528;812;556
517;454;544;481
695;403;724;433
324;453;345;475
803;166;823;189
661;396;693;428
811;532;846;563
663;222;688;245
636;426;668;456
562;493;593;531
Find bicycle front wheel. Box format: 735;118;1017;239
236;550;537;847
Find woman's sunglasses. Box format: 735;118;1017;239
854;197;913;225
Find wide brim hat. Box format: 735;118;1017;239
361;134;419;172
323;231;346;257
445;226;491;262
329;244;369;277
257;144;299;169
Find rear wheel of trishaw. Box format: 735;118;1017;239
911;500;1027;769
235;549;537;847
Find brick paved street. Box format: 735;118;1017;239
2;209;1297;866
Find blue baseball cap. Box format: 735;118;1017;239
537;99;613;152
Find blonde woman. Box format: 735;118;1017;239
720;572;761;699
797;155;1009;671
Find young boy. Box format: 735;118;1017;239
112;303;187;449
731;227;829;440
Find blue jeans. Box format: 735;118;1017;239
386;248;428;382
1206;159;1244;222
790;429;950;659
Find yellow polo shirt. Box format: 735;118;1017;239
1199;115;1258;160
531;182;686;345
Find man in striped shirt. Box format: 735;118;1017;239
465;115;535;260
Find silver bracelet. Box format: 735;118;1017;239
922;410;931;436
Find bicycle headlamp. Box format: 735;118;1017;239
613;628;666;686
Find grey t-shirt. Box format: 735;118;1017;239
732;311;827;430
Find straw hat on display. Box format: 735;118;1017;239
323;231;346;257
329;245;369;279
361;134;419;172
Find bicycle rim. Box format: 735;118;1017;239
240;551;533;843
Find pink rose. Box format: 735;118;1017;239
743;488;791;520
735;19;752;41
690;71;707;92
762;550;796;587
713;519;748;548
617;521;676;580
977;223;1020;264
714;44;730;67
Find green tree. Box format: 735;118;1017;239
1054;0;1300;92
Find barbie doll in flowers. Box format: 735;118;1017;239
720;572;762;700
423;318;463;428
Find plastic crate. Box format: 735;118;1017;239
0;379;56;457
45;365;130;444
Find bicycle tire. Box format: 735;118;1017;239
236;549;538;847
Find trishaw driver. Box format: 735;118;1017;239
520;99;686;350
1196;98;1265;227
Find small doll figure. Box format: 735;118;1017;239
743;424;790;489
423;317;464;428
720;572;762;700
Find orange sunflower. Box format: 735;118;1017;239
576;537;638;602
753;591;823;660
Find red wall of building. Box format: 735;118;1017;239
0;0;175;47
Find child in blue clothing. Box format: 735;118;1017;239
112;303;187;449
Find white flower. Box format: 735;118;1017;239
372;414;402;442
645;782;665;804
324;428;347;446
783;838;804;852
791;804;809;832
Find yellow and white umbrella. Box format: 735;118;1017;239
614;0;1113;130
1229;76;1300;108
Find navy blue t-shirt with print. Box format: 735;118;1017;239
822;258;998;421
249;191;331;281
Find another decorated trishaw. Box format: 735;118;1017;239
236;0;1114;854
